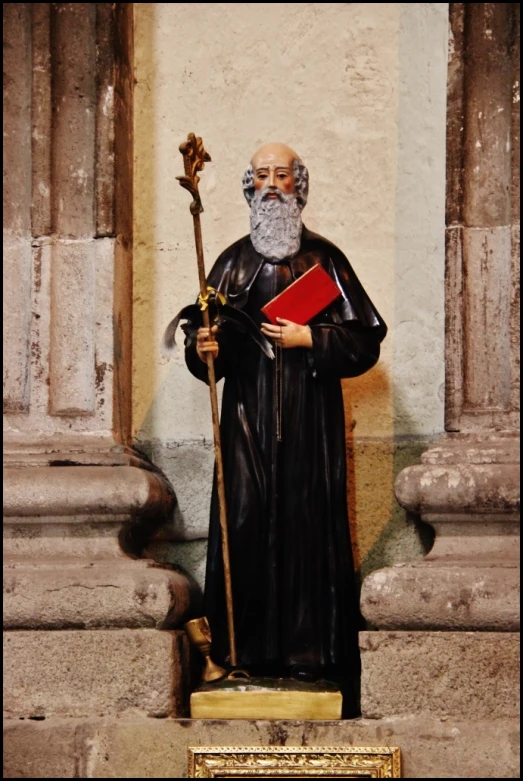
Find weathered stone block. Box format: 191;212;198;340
3;558;192;630
395;462;519;516
3;629;189;719
3;720;79;779
4;715;519;779
3;464;173;519
49;240;96;415
361;562;520;631
2;240;32;413
360;631;520;719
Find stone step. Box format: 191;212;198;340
3;557;196;630
360;630;520;720
3;628;190;719
2;714;520;779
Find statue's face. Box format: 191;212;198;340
251;143;296;200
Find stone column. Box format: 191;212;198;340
360;2;519;734
3;3;193;730
3;4;32;415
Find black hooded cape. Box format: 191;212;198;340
184;227;387;680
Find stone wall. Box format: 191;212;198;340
132;2;449;588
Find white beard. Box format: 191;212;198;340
250;190;303;261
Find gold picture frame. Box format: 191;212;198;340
188;746;401;778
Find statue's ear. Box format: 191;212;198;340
293;160;309;209
242;164;255;206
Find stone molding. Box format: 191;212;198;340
3;465;172;520
361;435;520;630
360;562;519;631
395;463;519;518
2;459;197;632
3;558;192;631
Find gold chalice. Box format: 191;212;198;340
184;616;227;683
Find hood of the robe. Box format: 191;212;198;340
207;227;388;341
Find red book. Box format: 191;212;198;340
261;263;342;325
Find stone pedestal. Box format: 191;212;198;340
361;435;520;633
359;433;520;778
3;459;196;720
3;2;194;746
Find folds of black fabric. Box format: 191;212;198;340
182;228;387;693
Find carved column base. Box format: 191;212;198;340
3;440;197;720
361;434;520;631
359;434;520;748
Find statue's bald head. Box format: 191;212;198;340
250;142;301;171
243;142;308;259
242;142;309;209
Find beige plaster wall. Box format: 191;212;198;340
133;3;448;585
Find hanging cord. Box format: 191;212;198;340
275;344;283;442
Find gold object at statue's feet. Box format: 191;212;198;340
226;668;250;680
184;617;227;683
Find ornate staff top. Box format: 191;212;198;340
177;132;212;215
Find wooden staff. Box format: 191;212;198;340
177;133;237;668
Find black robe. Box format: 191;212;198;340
184;227;387;679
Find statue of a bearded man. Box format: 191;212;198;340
183;143;387;706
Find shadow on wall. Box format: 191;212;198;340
344;364;434;592
345;2;448;591
344;364;392;577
